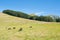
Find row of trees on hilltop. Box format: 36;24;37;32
2;9;60;22
3;10;29;19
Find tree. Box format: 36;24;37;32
28;13;38;20
38;16;45;21
2;9;60;22
2;9;29;19
44;16;55;22
56;17;60;22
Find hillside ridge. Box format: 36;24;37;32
0;12;49;24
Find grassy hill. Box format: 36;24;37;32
0;13;60;40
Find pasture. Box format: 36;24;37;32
0;13;60;40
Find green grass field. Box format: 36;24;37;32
0;13;60;40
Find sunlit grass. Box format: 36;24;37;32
0;13;60;40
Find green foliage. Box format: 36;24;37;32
27;14;33;20
2;9;60;22
43;16;56;22
38;16;45;21
3;9;29;19
56;18;60;22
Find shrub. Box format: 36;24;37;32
29;26;32;28
13;27;16;29
8;28;11;30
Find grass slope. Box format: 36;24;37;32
0;13;60;40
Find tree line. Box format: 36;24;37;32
2;9;60;22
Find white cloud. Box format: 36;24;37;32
35;11;47;16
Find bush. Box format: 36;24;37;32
13;27;16;29
18;28;22;31
8;28;11;30
29;26;32;28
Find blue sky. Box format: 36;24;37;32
0;0;60;16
